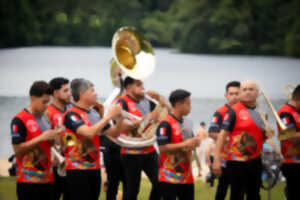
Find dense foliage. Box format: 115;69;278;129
1;0;299;57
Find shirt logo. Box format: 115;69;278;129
238;110;248;120
212;116;218;123
224;113;229;121
13;124;18;133
160;127;166;136
26;120;38;132
283;117;290;125
71;115;79;122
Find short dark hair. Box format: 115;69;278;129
226;81;240;92
292;85;300;100
169;89;191;107
123;77;136;88
49;77;69;91
200;121;206;126
29;81;53;97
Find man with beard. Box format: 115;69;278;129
10;81;61;200
208;81;240;200
213;80;269;200
278;84;300;200
47;77;72;200
117;77;162;200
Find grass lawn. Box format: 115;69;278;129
0;176;285;200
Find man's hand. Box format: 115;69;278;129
212;158;222;177
149;111;160;122
41;129;61;142
106;106;122;120
146;90;160;101
184;136;201;150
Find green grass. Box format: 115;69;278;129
0;177;285;200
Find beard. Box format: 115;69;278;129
58;97;70;105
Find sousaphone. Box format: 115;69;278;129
105;26;165;148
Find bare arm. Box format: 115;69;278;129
103;117;124;138
159;137;200;154
13;129;59;157
77;117;111;139
212;129;229;176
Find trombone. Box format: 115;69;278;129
260;90;296;141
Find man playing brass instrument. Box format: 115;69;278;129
10;81;61;200
47;77;72;200
277;84;300;200
156;89;201;200
116;77;162;200
62;78;123;200
213;80;269;200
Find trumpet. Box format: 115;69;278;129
283;84;296;99
260;90;296;140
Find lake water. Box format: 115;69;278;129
0;47;299;157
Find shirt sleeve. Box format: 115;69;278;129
208;111;223;133
11;117;27;144
221;108;236;132
117;99;129;112
156;121;172;145
279;112;296;129
64;112;85;133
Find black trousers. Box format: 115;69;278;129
52;167;67;200
17;182;53;200
227;158;262;200
281;163;300;200
103;151;125;200
215;166;230;200
65;169;101;200
121;151;159;200
159;182;194;200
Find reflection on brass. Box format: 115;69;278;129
63;134;77;147
261;90;297;140
112;26;155;80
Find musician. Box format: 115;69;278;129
116;77;161;200
278;84;300;200
208;81;240;200
47;77;72;200
213;80;267;200
156;89;201;200
10;81;60;200
62;78;123;200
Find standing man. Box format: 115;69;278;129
117;77;161;200
156;89;201;200
213;80;267;200
47;77;72;200
10;81;60;200
62;78;123;200
277;84;300;200
208;81;240;200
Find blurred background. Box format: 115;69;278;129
1;0;300;57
